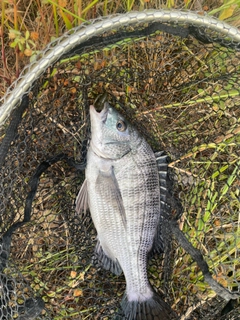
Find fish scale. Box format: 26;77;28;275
76;100;176;319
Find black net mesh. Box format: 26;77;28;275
0;11;239;320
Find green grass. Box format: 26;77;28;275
0;0;239;319
0;0;240;89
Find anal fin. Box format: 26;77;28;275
93;240;122;276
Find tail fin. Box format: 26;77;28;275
120;292;176;320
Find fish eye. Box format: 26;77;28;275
116;120;127;132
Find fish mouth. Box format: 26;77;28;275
90;102;109;122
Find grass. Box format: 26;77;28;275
0;0;239;319
0;0;240;91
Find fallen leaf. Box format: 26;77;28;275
73;288;83;297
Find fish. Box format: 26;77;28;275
76;96;176;320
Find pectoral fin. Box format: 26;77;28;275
96;166;127;227
75;179;89;214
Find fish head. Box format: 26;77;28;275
89;101;141;159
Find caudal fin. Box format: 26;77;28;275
119;292;176;320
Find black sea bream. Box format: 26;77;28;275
76;100;175;319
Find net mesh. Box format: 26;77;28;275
0;10;239;320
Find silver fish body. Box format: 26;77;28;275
76;101;175;319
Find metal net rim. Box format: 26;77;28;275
0;9;240;127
